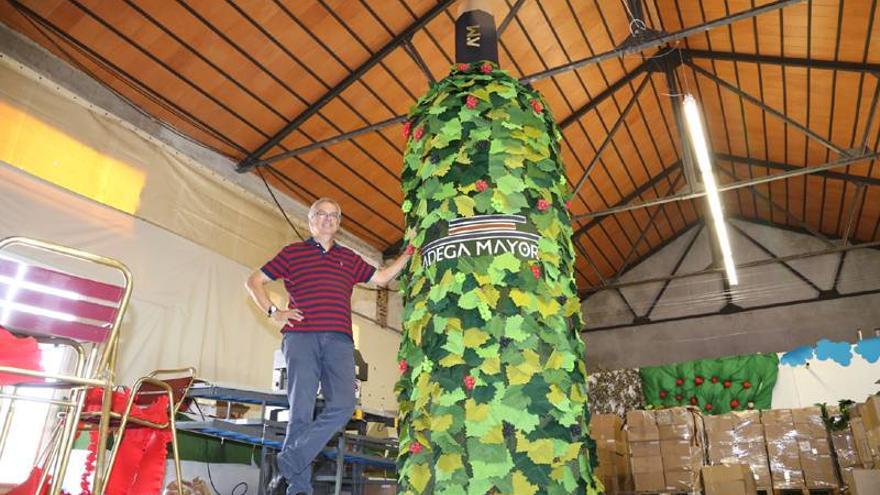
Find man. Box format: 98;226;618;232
246;198;412;495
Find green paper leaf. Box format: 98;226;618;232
496;175;526;195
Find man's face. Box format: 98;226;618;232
310;202;341;237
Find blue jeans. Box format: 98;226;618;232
277;331;356;495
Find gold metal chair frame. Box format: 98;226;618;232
0;236;132;495
78;366;196;495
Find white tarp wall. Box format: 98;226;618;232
0;34;402;410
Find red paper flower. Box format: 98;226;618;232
409;442;423;454
475;179;489;192
480;63;493;74
659;390;668;399
466;95;478;109
690;396;698;406
530;99;543;113
742;380;752;390
530;265;541;279
398;359;408;373
675;378;684;386
405;244;415;256
402;120;412;138
537;199;550;211
711;376;719;384
457;63;469;72
463;375;476;391
413;126;425;140
730;399;741;409
723;379;732;389
694;376;704;386
705;403;713;412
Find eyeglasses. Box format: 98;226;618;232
314;211;341;220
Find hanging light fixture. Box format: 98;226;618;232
682;94;738;286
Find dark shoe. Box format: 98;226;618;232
266;472;288;495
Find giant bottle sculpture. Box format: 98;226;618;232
395;4;600;494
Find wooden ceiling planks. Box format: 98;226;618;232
1;0;877;291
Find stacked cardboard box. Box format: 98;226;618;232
844;468;880;495
655;407;705;492
704;410;771;490
832;425;863;489
863;395;880;465
702;464;757;495
761;409;805;490
792;407;837;490
590;414;632;494
850;402;876;469
626;410;665;493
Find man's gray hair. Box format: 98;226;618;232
308;197;342;220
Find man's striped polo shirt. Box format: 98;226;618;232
261;238;376;337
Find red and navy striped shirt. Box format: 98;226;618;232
261;238;376;337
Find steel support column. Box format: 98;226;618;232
403;39;435;83
728;223;822;293
687;62;849;157
236;0;456;172
519;0;804;84
573;74;652;194
587;239;880;292
558;62;649;129
571;161;682;240
715;166;834;246
715;153;880;187
683;49;880;74
572;153;879;221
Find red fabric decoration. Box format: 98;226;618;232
399;359;408;373
402;120;412;138
103;429;171;495
694;376;704;386
537;199;550;211
723;379;732;389
457;63;469;72
480;63;493;74
463;375;475;391
465;95;478;110
675;378;684;386
409;442;423;454
530;266;541;279
704;403;713;412
0;326;44;385
730;399;740;409
565;200;572;211
78;387;172;495
404;245;415;256
475;180;489;192
659;390;668;399
7;467;51;495
689;396;698;406
413;126;425;140
742;380;752;389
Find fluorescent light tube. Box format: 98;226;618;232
682;94;738;286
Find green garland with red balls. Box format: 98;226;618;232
639;353;778;414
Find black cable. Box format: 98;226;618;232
257;167;305;241
191;400;252;495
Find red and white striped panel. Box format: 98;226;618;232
0;257;124;343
